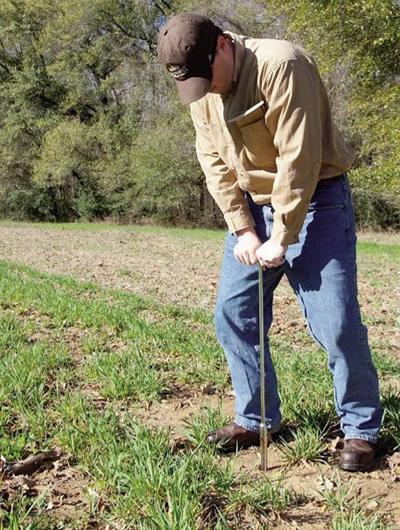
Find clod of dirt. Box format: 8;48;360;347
5;451;59;477
388;452;400;482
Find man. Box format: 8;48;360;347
157;13;382;471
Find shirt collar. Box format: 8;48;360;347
223;31;247;87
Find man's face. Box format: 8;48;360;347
208;36;235;95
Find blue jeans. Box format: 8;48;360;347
215;175;382;442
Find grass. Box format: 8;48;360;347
279;425;331;464
0;227;399;528
0;492;48;530
0;219;226;241
1;219;399;249
320;477;392;529
356;241;400;258
183;402;232;447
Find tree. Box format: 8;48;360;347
0;0;398;228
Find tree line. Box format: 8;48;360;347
0;0;399;229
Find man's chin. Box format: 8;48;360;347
209;84;231;95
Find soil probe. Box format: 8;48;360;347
258;264;268;470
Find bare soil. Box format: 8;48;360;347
1;453;94;525
0;224;398;357
131;392;400;529
0;224;399;528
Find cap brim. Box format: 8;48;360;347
176;76;211;105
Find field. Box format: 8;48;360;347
0;222;399;529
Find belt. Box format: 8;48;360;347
325;173;346;183
247;172;347;207
315;173;347;188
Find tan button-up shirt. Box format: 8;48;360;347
190;32;355;246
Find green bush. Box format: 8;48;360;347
351;187;400;231
0;0;398;231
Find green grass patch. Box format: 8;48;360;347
183;402;231;446
320;477;390;530
0;261;228;393
0;259;398;528
0;219;226;242
357;240;400;258
279;425;330;464
2;220;400;252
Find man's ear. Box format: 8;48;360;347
216;34;226;51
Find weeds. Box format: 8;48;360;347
183;403;231;446
320;477;390;530
379;390;400;451
0;491;48;530
0;252;398;528
279;425;331;464
85;347;170;400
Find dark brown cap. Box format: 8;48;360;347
157;13;220;105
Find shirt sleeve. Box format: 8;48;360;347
190;103;255;233
263;58;322;246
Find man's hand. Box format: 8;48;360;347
234;227;262;265
256;240;288;268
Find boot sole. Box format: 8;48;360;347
208;433;277;453
212;438;260;453
338;459;375;472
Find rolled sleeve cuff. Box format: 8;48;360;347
270;225;300;246
225;211;255;234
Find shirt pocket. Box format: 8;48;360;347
232;104;277;169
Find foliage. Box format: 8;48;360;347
0;0;398;228
264;0;400;198
130;107;223;226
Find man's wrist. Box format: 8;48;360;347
236;226;256;238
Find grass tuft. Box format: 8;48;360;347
183;402;231;446
279;425;330;464
320;477;391;530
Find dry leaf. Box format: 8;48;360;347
329;436;342;451
201;384;217;395
316;475;334;492
365;499;379;516
324;478;335;491
0;455;6;477
6;451;59;477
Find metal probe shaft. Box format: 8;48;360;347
258;264;268;470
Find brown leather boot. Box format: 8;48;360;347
206;422;272;453
339;439;376;472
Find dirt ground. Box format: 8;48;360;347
132;393;400;529
0;223;399;528
0;224;398;355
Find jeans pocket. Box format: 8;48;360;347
308;203;345;212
